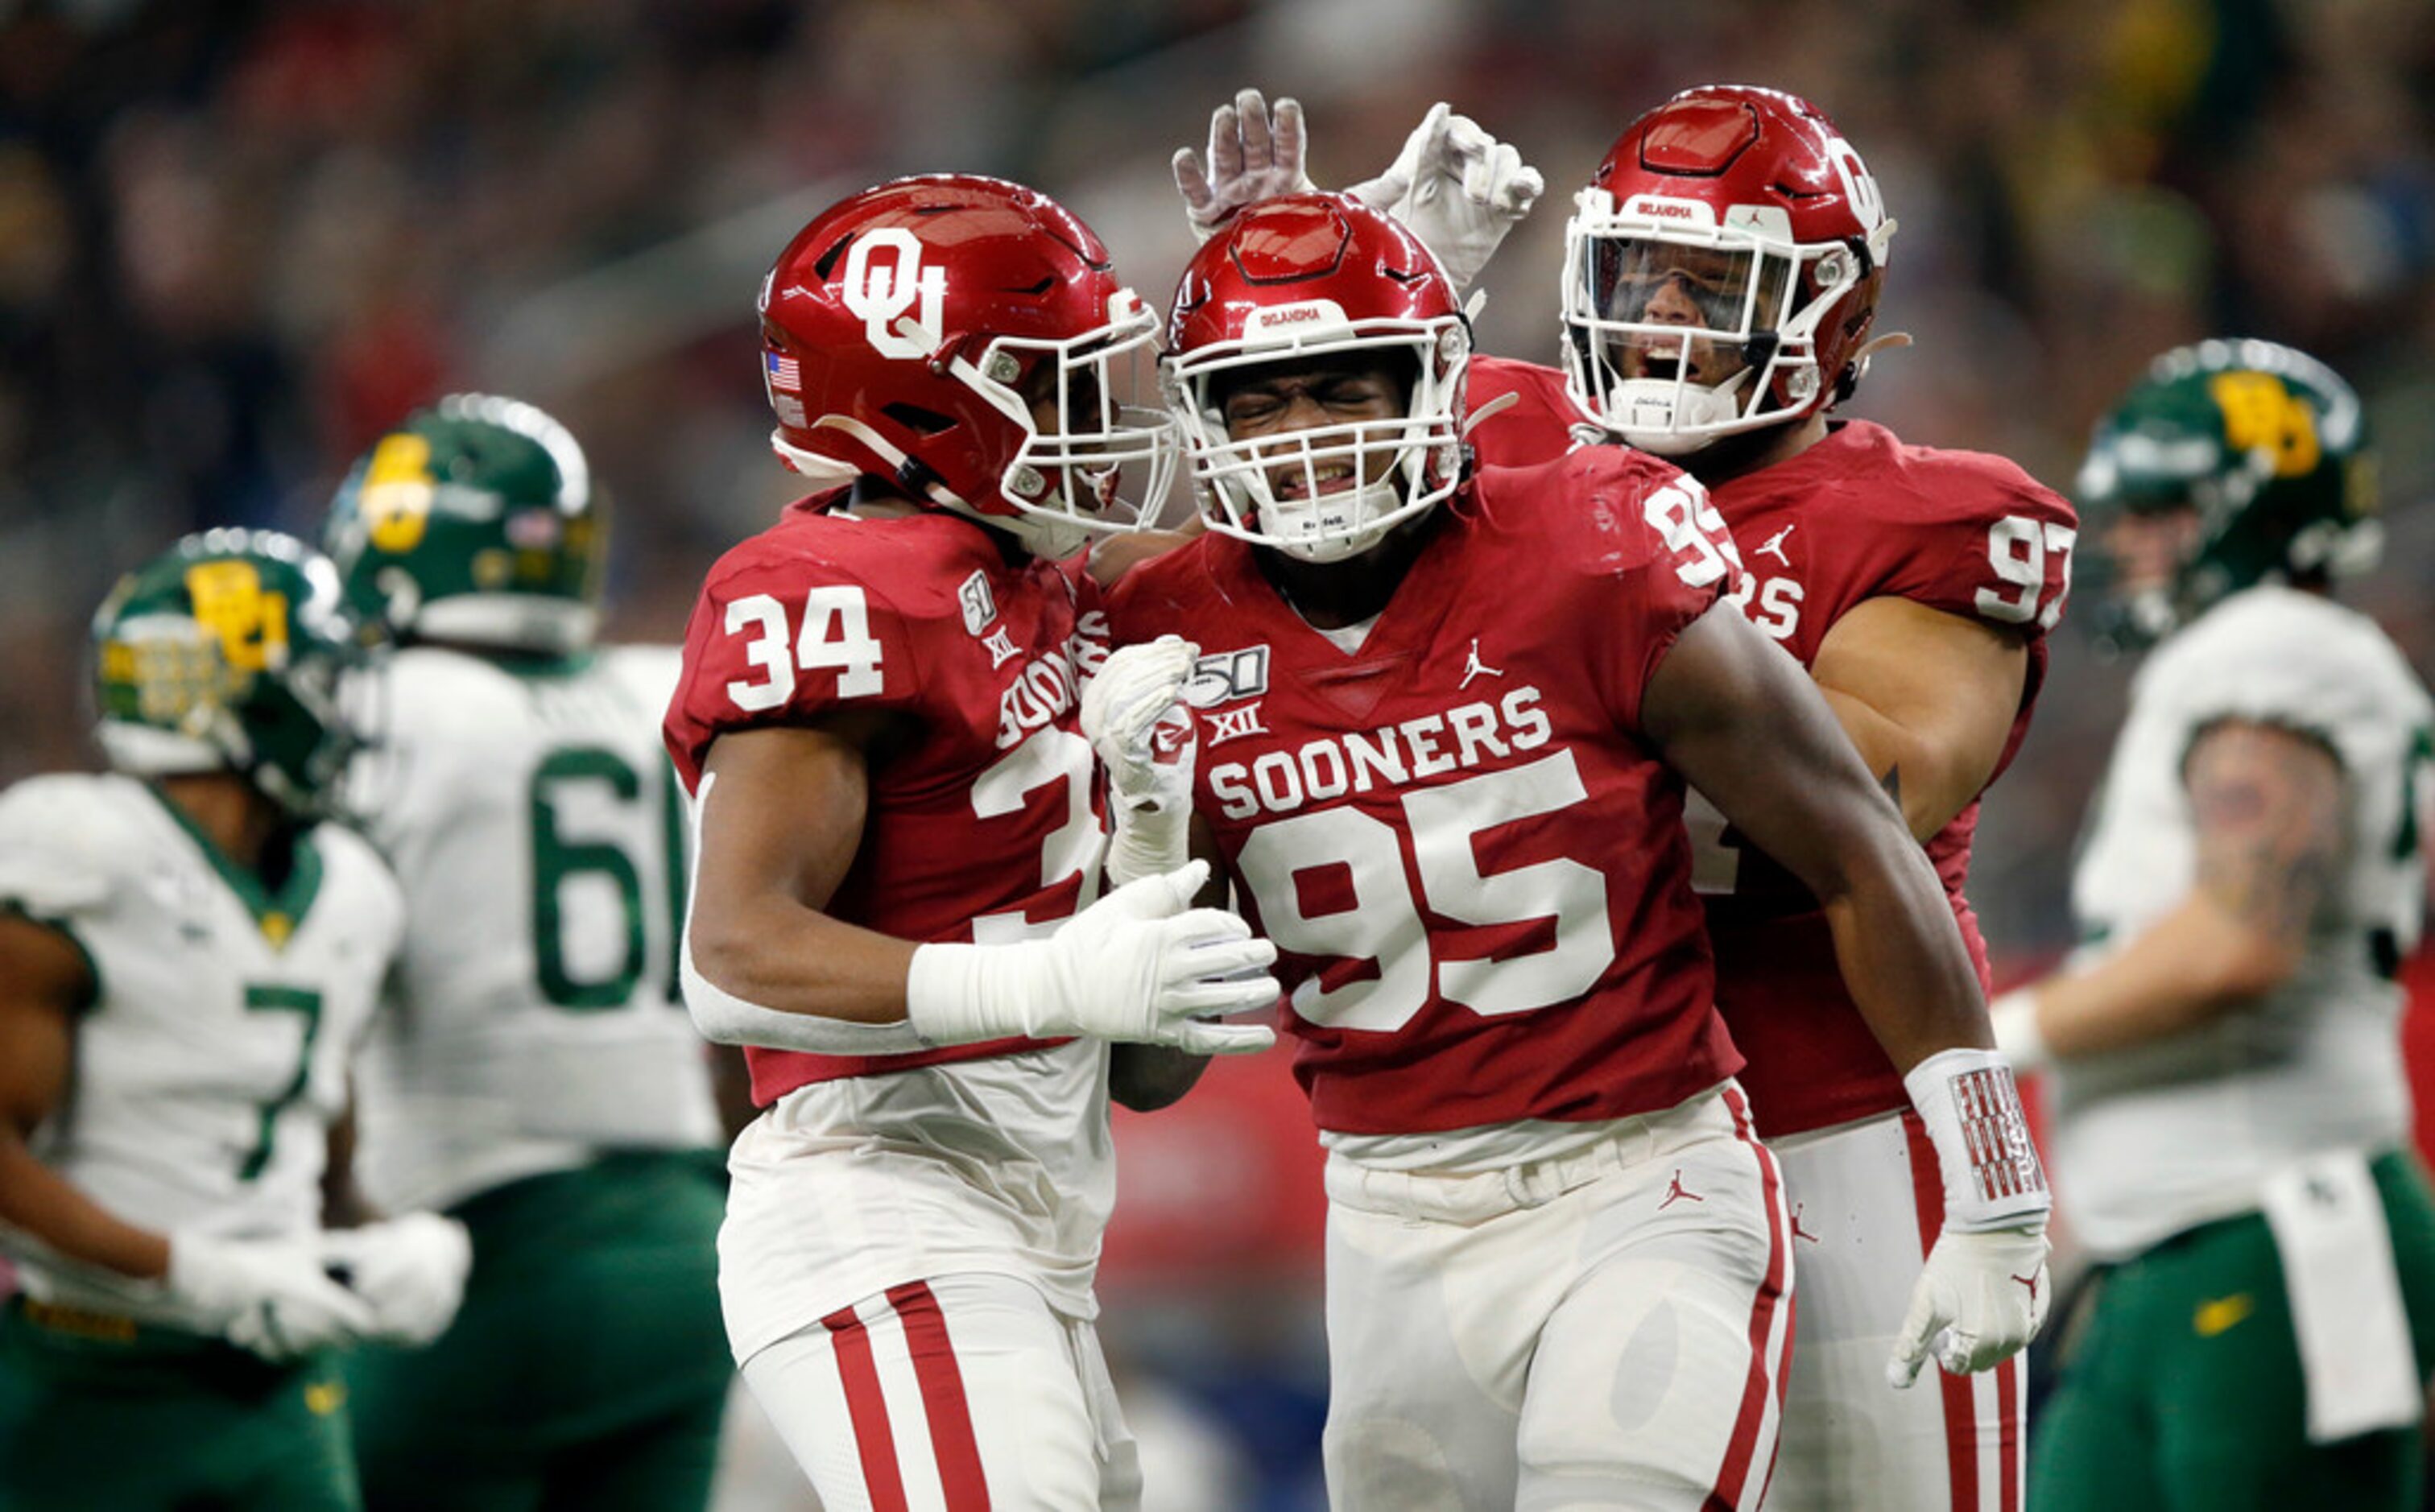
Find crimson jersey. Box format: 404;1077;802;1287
1473;364;2077;1136
664;496;1109;1106
1107;451;1743;1137
1466;354;1590;461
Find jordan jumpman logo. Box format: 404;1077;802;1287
1658;1169;1705;1209
1756;523;1796;566
1459;636;1503;689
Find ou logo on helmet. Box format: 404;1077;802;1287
1821;133;1885;231
841;229;948;360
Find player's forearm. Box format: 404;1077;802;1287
0;1138;169;1280
684;897;919;1024
1995;893;2297;1065
1817;830;1991;1073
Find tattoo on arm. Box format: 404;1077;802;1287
2186;721;2344;949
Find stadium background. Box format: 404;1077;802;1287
0;0;2430;1506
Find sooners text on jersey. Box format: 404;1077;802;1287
1470;355;2077;1135
1109;450;1742;1136
664;496;1110;1105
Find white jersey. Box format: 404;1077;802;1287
347;645;721;1214
2054;585;2433;1257
0;771;403;1328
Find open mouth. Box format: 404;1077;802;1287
1270;459;1360;501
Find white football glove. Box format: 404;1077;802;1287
167;1231;376;1361
1173;87;1313;242
1888;1225;2053;1386
907;860;1278;1056
1345;101;1544;295
1890;1045;2055;1386
1081;636;1199;887
318;1212;473;1348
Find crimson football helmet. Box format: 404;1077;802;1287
759;175;1174;559
1561;85;1896;456
1165;193;1468;562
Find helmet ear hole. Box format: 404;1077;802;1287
883;403;959;436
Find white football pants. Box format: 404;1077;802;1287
1320;1082;1795;1512
1761;1109;2028;1511
739;1271;1140;1511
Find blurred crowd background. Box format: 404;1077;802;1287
2;1;2432;1506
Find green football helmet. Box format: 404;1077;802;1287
92;529;363;816
2077;338;2379;651
323;393;602;654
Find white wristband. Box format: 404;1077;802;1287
904;940;1041;1047
1903;1046;2051;1233
1103;800;1190;889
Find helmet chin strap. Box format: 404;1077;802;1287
1255;475;1407;563
1613;367;1755;456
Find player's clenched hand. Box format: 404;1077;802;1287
1174;88;1313;242
1887;1224;2052;1386
319;1212;473;1348
1081;636;1198;886
907;860;1279;1055
168;1231;377;1361
1346;101;1544;295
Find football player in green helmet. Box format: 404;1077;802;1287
91;527;365;818
323;391;605;656
1995;341;2435;1510
0;530;470;1512
2074;337;2382;653
321;396;734;1512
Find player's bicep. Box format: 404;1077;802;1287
1643;601;1906;900
0;915;86;1136
1810;596;2027;837
2184;719;2344;952
694;717;892;917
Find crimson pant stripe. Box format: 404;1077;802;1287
1996;1350;2023;1512
887;1282;993;1511
1706;1084;1792;1512
822;1303;910;1512
1901;1110;1982;1511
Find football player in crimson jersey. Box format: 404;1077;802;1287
662;175;1282;1510
1174;86;2073;1510
1094;192;2047;1512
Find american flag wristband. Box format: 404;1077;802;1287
1903;1046;2053;1233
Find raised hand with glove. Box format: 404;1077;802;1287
317;1211;473;1348
1172;91;1544;293
167;1230;377;1361
1173;88;1313;242
1887;1047;2053;1387
1342;101;1544;294
1080;635;1200;888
